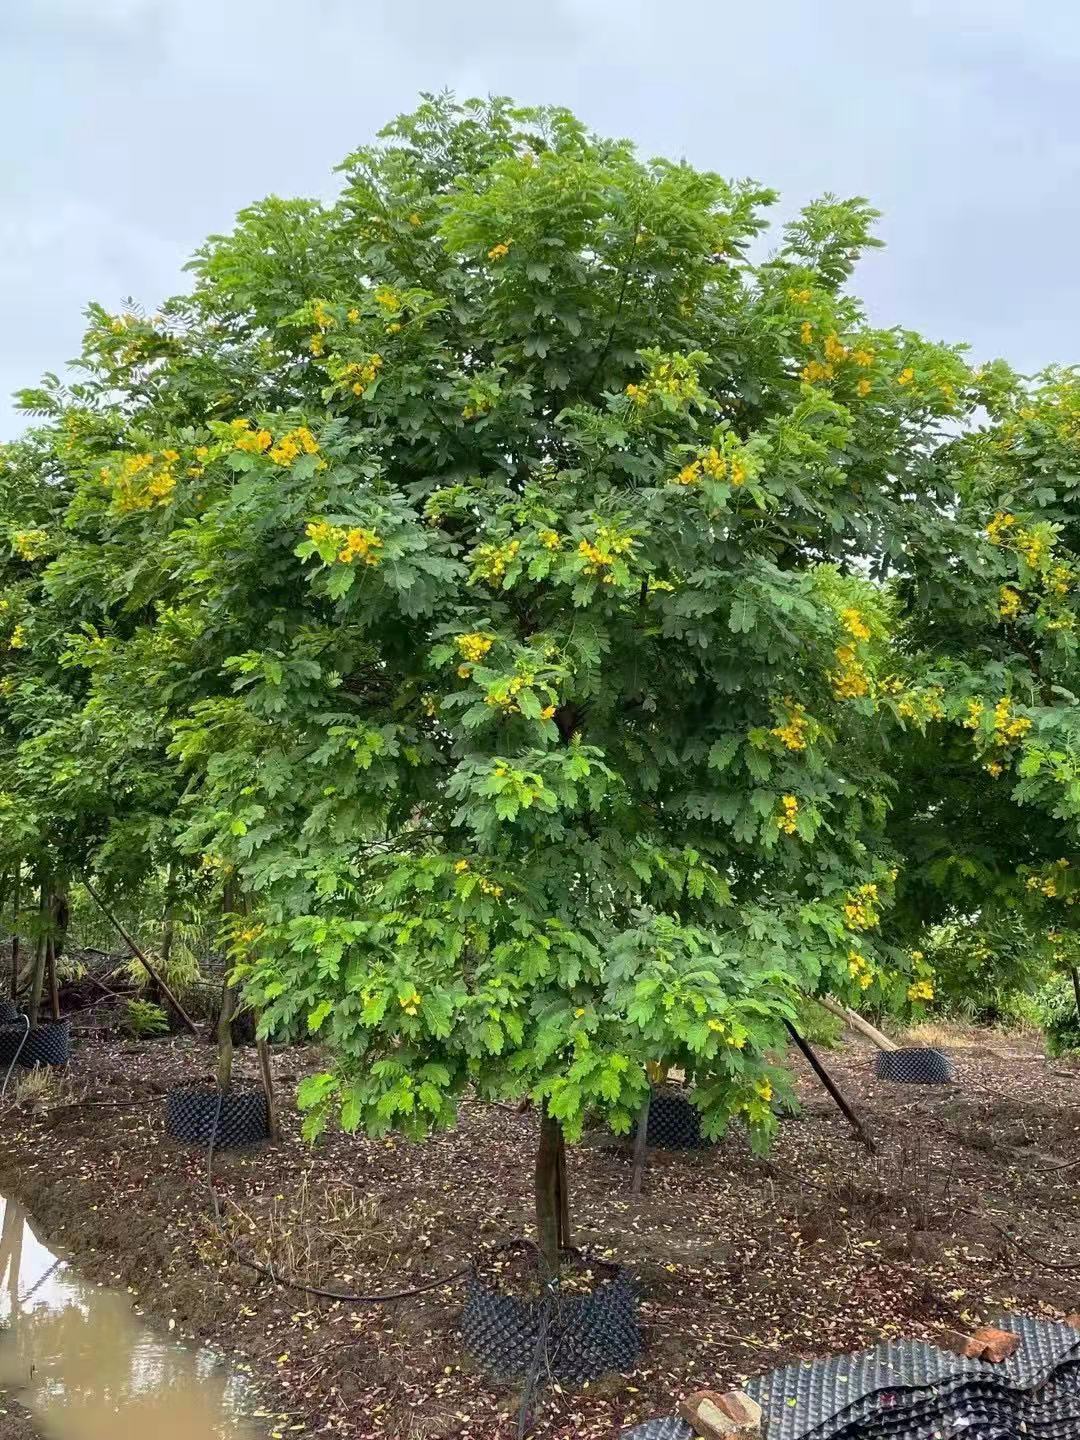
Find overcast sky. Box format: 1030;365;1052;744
3;0;1079;439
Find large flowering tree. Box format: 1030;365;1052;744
4;98;974;1268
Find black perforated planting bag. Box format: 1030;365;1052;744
874;1046;954;1085
0;998;19;1023
0;1017;69;1068
634;1088;713;1150
165;1086;269;1148
461;1255;640;1383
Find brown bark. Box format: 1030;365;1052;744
216;980;236;1093
630;1090;651;1198
27;884;48;1030
535;1105;564;1277
1070;967;1080;1028
46;935;60;1021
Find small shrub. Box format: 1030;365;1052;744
124;997;170;1038
1039;975;1080;1056
11;1066;71;1112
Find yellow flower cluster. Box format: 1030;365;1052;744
340;355;383;397
831;645;870;700
788;287;813;304
771;700;809;752
986;512;1016;546
338;527;383;566
538;529;562;551
998;586;1022;619
671;445;748;488
456;632;495;664
311;299;335;331
843;883;880;931
578;525;635;582
231;419;272;454
270;427;319;466
8;623;27;650
897;367;915;386
754;1076;773;1102
962;697;984;730
776;795;799;835
841;608;871;641
1016;526;1049;569
1046;561;1072;597
374;287;400;311
399;989;422;1017
304;521;383;567
487;242;511;261
99;450;178;513
801;360;835;385
992;696;1031;744
625;355;699;409
11;530;49;561
847;950;873;990
478;877;504;897
906;979;934;1002
472;538;521;584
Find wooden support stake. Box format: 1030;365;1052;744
630;1091;651;1199
786;1019;876;1153
8;867;20;1002
818;995;899;1051
256;1031;281;1142
82;876;200;1039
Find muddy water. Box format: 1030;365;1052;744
0;1194;256;1439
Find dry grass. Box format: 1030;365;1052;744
897;1020;970;1049
9;1065;73;1112
212;1167;424;1284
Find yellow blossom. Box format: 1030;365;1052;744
906;979;934;1003
857;378;872;397
8;623;27;649
456;631;495;664
337;527;383;567
841;608;871;641
454;859;470;874
898;367;915;386
347;308;360;322
540;704;557;721
11;529;49;561
998;586;1022;619
851;347;874;367
487;242;511;261
771;700;809;752
776;795;799;835
986;511;1016;546
800;321;814;345
538;529;562;550
831;645;870;700
801;360;835;384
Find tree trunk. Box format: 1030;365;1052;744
256;1030;281;1142
535;1105;569;1278
216;980;236;1093
630;1091;651;1199
27;883;48;1030
46;935;60;1021
1070;967;1080;1028
8;867;20;1001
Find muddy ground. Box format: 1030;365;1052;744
1;1029;1078;1439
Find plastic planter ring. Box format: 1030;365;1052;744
461;1241;641;1384
165;1086;270;1148
875;1046;955;1085
0;1017;70;1068
634;1087;714;1150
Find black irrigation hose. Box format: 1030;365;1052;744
202;1091;471;1304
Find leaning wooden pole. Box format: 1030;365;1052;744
818;995;899;1051
255;1030;281;1142
82;876;200;1038
785;1019;876;1153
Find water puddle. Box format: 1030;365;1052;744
0;1193;257;1439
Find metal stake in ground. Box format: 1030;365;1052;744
785;1019;876;1154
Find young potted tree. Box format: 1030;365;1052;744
14;97;970;1377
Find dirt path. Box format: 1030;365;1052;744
0;1032;1078;1439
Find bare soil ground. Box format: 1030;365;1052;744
1;1028;1079;1439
